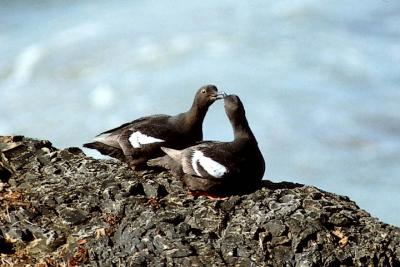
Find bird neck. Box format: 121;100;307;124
231;115;256;142
182;102;209;131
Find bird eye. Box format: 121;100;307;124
201;89;206;94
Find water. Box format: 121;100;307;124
1;0;399;226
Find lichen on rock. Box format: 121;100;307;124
0;136;399;266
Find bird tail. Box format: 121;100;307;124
83;142;125;161
148;147;184;177
147;155;170;169
160;147;183;163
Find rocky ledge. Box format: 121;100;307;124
0;136;399;266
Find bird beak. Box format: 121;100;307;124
212;92;227;100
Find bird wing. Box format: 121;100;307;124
98;114;169;135
92;114;176;154
181;142;232;179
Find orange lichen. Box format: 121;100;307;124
103;213;120;226
332;227;349;247
68;246;89;267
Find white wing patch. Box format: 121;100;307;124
129;131;165;148
191;150;227;178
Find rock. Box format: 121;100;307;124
143;181;168;199
0;135;399;266
0;229;16;255
57;207;89;225
0;163;12;182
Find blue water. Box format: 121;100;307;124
1;1;399;226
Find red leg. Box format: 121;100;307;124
188;190;229;200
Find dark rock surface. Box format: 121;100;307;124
0;136;399;266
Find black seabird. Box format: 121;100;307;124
84;85;224;169
148;94;265;195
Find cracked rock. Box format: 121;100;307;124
0;136;399;266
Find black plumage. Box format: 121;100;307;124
148;94;265;195
84;85;223;169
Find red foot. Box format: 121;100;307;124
188;190;229;200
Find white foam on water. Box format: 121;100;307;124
205;38;230;57
10;44;42;86
135;40;163;63
52;22;103;47
90;84;115;109
169;35;193;54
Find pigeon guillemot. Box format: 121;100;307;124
148;94;265;195
83;85;224;169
